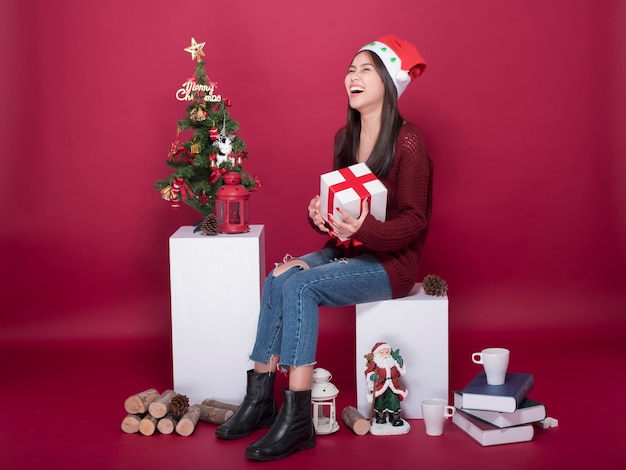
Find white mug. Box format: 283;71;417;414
472;347;510;385
421;398;455;436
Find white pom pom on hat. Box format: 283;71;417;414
359;34;427;98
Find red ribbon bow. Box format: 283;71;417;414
328;230;363;249
208;167;226;184
171;178;194;208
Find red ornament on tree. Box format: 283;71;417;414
198;190;210;205
209;126;219;141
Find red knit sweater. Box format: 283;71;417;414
324;123;433;298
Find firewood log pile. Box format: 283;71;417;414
120;388;239;437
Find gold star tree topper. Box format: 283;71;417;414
184;37;206;61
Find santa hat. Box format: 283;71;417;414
359;34;427;98
372;342;391;355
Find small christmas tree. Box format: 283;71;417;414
154;38;259;230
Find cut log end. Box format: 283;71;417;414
157;414;178;435
148;390;176;419
123;388;160;414
139;415;158;436
175;405;202;437
341;406;371;436
120;414;144;434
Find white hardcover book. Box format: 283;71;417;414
454;392;546;428
453;409;534;446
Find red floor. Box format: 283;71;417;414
1;325;625;469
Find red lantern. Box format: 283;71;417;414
214;172;250;233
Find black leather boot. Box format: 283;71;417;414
375;410;387;424
215;369;276;440
244;389;316;461
390;411;403;426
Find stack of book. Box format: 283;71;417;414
453;370;546;446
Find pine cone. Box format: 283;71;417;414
200;214;219;235
422;274;448;296
170;393;190;418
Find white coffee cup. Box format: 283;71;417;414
421;398;455;436
472;347;510;385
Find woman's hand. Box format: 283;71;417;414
328;199;369;239
308;195;330;233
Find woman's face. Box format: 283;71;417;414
345;51;385;114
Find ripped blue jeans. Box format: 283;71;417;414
249;246;392;368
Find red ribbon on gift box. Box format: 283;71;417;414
326;167;375;247
327;167;376;220
329;231;363;248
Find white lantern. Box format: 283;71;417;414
311;368;339;435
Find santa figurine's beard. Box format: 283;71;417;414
373;355;397;369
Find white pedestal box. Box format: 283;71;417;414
169;225;265;405
355;283;448;419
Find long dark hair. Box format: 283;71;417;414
334;51;404;178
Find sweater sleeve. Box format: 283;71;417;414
352;125;432;251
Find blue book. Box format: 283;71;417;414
460;371;534;413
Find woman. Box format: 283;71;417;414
216;34;432;461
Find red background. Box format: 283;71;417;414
1;1;626;467
2;2;625;348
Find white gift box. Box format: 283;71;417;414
319;163;387;241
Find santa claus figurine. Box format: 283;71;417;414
365;342;408;427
